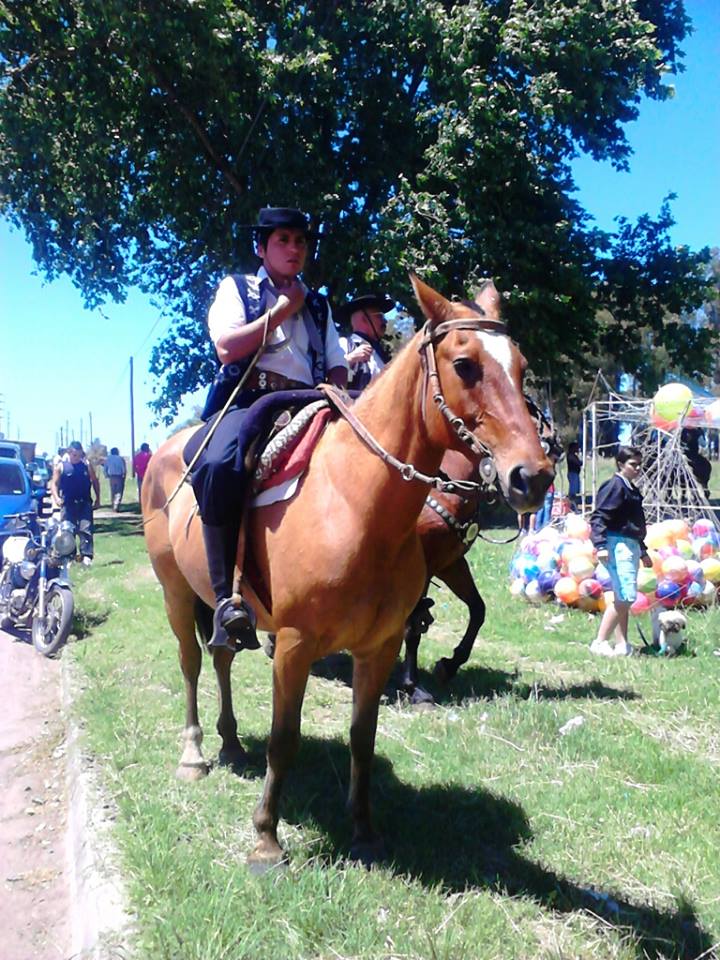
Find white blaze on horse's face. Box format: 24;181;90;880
476;331;514;384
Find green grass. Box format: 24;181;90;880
68;508;720;960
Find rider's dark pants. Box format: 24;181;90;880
62;499;94;558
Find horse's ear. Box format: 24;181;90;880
474;279;501;318
409;273;454;326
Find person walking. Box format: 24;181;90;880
50;441;100;566
133;443;152;498
589;445;651;657
104;446;127;512
191;205;348;652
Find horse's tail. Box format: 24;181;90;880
194;598;214;647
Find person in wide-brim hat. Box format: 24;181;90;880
251;206;323;241
192;204;347;654
338;291;395;391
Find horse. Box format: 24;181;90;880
142;275;554;869
398;396;562;705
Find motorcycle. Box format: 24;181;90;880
0;512;76;656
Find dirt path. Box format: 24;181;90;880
0;627;71;960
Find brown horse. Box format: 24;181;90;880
142;275;553;869
399;397;562;704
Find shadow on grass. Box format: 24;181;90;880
95;514;145;538
310;655;639;707
241;733;710;960
438;667;641;705
72;607;112;640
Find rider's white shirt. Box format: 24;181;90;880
208;267;347;385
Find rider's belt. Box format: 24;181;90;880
244;370;309;392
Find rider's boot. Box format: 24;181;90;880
202;523;259;653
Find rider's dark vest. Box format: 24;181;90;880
201;274;330;420
59;460;91;501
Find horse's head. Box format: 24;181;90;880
411;274;554;512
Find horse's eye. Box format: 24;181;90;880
453;357;482;384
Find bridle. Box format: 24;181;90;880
320;314;512;498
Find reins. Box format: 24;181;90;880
318;383;481;497
140;307;276;529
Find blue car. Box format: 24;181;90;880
0;455;36;552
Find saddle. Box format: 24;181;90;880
183;390;339;611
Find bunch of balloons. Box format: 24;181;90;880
650;382;720;431
509;514;720;614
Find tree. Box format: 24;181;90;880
1;0;712;419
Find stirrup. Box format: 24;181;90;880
208;597;260;653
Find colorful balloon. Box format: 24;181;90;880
555;576;580;605
579;578;603;599
630;593;651;615
656;579;682;608
568;555;595;582
564;514;591;540
525;580;545;603
661;556;688;583
700;557;720;584
652;382;692;426
636;568;658;594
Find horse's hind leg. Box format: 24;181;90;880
433;558;486;683
164;588;209;781
348;636;403;865
249;628;313;871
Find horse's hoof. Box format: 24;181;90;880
218;744;249;772
175;762;209;782
247;842;287;875
349;835;387;868
433;658;454;684
410;686;437;709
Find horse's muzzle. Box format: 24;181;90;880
505;463;554;513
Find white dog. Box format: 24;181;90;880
650;608;688;655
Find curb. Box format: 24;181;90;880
62;655;133;958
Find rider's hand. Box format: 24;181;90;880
349;343;373;365
274;280;306;320
641;553;653;568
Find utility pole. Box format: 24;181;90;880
89;411;93;446
80;418;84;447
129;356;136;477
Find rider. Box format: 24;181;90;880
50;440;100;566
194;206;347;652
337;293;394;390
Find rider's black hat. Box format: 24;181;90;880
254;207;321;239
336;293;395;323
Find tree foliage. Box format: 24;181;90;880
0;0;713;420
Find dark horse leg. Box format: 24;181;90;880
433;557;486;683
399;587;437;705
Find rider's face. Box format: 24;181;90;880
259;228;308;284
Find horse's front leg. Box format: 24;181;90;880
349;635;403;865
433;558;486;683
212;646;248;770
165;591;208;781
249;627;313;871
400;590;436;706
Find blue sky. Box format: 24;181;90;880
1;0;718;458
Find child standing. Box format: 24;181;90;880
589;445;652;656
